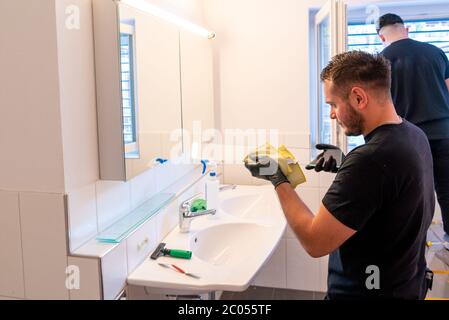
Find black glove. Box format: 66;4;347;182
244;154;290;188
305;144;344;173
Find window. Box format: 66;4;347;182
120;24;139;156
345;18;449;151
312;0;347;157
348;19;449;58
318;16;332;146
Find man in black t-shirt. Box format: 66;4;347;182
377;13;449;235
245;51;434;299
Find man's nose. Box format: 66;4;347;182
330;110;336;120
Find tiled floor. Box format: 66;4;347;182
426;223;449;300
220;286;326;300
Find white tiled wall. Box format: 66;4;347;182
286;237;321;291
279;132;311;149
319;254;329;292
68;256;102;300
66;160;196;253
0;191;25;299
67;183;98;252
96;180;132;233
156;200;180;241
130;168;159;210
19;192;69;299
297;187;321;213
223;164;254;186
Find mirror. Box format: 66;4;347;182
178;29;215;162
93;0;214;181
119;4;183;180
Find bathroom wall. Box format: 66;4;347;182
0;0;69;300
0;0;65;193
0;0;211;300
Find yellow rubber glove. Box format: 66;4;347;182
244;144;306;188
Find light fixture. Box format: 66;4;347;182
119;0;216;39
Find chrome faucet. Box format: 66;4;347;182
179;193;216;233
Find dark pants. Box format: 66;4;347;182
429;139;449;235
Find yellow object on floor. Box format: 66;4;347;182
244;143;307;188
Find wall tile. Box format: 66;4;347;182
68;256;101;300
223;164;253;185
296;187;320;213
319;189;328;204
319;255;329;293
285;224;297;240
0;191;25;298
286;238;321;292
96;181;131;232
130;167;158;210
156;200;179;240
154;163;173;193
253;239;286;288
20;192;68;299
67;183;97;252
280;132;310;149
319;172;336;188
0;0;65;193
302;168;320;188
288;148;311;166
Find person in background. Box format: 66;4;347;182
245;51;434;299
377;13;449;236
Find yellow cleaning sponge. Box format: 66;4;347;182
244;144;307;188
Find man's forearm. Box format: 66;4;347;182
275;183;316;254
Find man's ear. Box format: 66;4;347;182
351;87;368;110
379;34;386;43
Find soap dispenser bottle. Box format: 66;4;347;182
205;171;219;214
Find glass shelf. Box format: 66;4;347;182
96;192;175;243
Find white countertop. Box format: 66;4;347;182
127;185;286;293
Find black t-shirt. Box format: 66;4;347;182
382;39;449;140
322;120;434;299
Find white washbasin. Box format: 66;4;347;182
219;194;262;217
190;223;269;266
127;185;286;293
